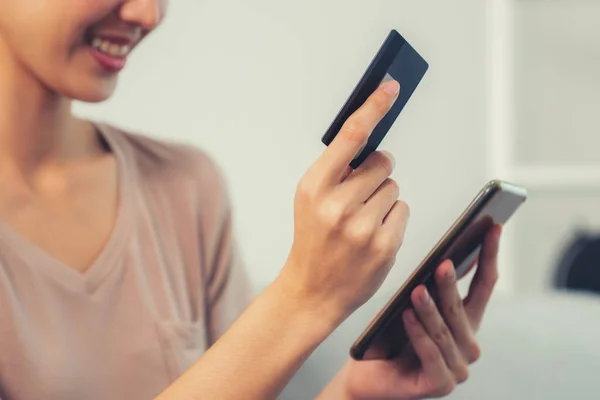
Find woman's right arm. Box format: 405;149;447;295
155;80;408;400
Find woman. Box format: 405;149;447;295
0;1;502;399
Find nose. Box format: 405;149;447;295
120;0;166;32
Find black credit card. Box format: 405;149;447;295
321;29;429;169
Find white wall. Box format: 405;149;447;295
490;0;600;295
74;0;489;294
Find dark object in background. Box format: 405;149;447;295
554;231;600;295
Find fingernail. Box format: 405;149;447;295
405;309;416;324
381;80;400;96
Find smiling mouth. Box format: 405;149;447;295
84;33;133;59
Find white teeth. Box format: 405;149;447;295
108;44;119;56
90;35;131;58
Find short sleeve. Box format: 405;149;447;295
206;214;254;344
200;160;255;345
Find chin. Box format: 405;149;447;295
61;77;118;103
76;91;115;103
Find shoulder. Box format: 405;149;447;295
99;122;230;210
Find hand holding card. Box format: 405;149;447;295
322;30;429;168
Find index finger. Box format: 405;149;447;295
315;80;400;185
463;224;502;329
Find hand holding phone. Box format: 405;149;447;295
350;180;528;360
342;223;506;400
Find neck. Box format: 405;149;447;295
0;38;98;175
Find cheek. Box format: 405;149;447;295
0;3;78;57
0;7;55;63
0;1;122;99
6;1;121;61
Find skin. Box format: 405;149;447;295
0;1;502;399
0;0;166;272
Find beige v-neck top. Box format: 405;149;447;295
0;124;254;399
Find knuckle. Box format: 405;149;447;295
346;221;376;246
296;177;317;201
374;235;399;262
445;299;463;319
432;324;452;345
370;91;392;115
376;235;400;259
393;200;411;223
371;152;394;176
384;178;400;197
342;118;368;143
422;347;443;366
318;200;349;228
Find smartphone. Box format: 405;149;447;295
350;180;528;361
321;29;429;169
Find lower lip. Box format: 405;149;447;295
88;47;127;73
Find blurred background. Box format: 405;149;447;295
74;0;600;398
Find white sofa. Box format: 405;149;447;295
280;291;600;399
